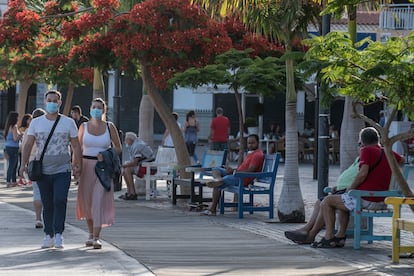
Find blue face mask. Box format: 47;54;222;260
45;102;59;114
90;108;103;119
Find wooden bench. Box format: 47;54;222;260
323;165;410;249
323;188;403;249
219;153;280;219
384;197;414;263
172;150;227;206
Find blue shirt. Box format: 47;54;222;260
5;131;19;148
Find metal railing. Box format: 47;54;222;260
380;4;414;30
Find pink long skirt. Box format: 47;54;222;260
76;158;115;228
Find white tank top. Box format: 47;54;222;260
82;123;111;156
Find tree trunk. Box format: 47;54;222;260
93;67;105;100
63;82;75;116
139;93;154;146
277;57;305;222
339;4;364;171
340;97;364;171
141;64;191;194
17;79;32;118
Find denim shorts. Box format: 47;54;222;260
341;192;387;211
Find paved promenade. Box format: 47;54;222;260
1;144;414;275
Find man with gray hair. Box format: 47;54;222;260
120;132;155;200
312;127;404;248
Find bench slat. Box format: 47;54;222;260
396;219;414;232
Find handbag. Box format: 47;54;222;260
28;115;61;181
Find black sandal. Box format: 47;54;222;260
284;231;307;244
311;237;337;248
333;236;346;248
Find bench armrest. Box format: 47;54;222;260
385;197;414;205
141;161;177;169
185;166;214;173
348;189;402;198
233;171;273;179
324;187;333;193
323;188;402;199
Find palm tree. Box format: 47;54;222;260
192;0;322;222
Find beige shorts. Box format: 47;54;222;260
341;192;387;211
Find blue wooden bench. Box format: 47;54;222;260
172;150;227;206
219;153;280;219
323;164;410;249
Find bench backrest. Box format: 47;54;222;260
257;153;280;185
200;150;227;168
154;146;177;164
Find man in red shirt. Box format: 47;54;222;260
210;107;230;150
313;127;404;248
202;134;265;216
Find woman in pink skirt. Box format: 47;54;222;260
76;98;122;249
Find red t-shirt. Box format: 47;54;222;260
210;116;230;142
358;145;402;202
236;149;265;186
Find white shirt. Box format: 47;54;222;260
27;114;78;174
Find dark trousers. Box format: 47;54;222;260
5;146;19;182
37;172;71;237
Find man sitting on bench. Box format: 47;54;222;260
202;134;264;216
119;132;155;200
313;127;404;248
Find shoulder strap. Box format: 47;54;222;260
107;122;113;147
39;115;61;162
368;149;384;174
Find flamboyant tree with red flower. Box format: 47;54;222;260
0;0;93;116
105;0;232;167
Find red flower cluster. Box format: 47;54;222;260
224;17;285;58
0;0;41;46
92;0;119;9
43;1;78;17
110;0;232;89
73;68;94;83
61;7;114;40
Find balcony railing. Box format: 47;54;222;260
380;4;414;30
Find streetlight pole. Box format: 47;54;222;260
317;13;331;199
113;69;122;129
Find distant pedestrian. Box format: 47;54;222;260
162;112;181;147
20;90;82;249
209;107;230;151
183;110;200;164
70;105;89;129
21;108;46;229
76;98;122;249
17;113;32;185
4;111;22;188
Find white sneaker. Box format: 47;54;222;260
55;234;64;249
41;235;54;249
93;238;102;249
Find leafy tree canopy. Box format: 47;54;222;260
302;31;414;119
